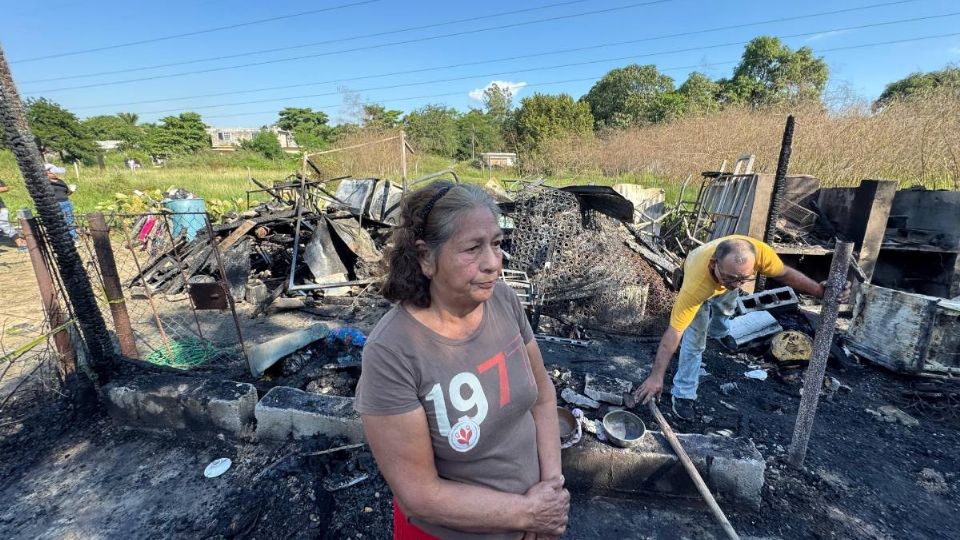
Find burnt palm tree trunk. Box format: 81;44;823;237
0;45;115;383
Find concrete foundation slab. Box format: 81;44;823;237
102;374;257;437
255;386;363;442
562;432;765;509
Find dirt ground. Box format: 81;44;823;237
1;305;958;539
0;243;44;353
2;235;958;539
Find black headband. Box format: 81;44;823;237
416;186;452;237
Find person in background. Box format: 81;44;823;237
44;163;77;241
0;179;27;251
634;235;850;420
355;181;569;540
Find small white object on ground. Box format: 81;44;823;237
744;369;768;381
204;458;232;478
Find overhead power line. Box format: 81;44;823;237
134;16;955;115
20;0;593;84
27;0;671;93
70;11;960;116
10;0;384;64
193;30;960;121
66;0;930;112
201;62;740;121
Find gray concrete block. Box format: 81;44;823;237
562;431;765;509
255;386;363;442
737;286;799;315
729;311;783;347
583;373;633;405
102;374;257;438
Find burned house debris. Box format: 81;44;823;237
6;149;959;539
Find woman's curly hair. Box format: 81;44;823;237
380;181;500;308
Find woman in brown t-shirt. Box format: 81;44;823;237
355;182;569;540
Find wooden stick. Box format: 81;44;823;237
648;400;740;540
218;219;256;253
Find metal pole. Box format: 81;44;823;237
0;44;115;374
17;209;77;382
88;212;139;359
787;240;853;468
203;216;249;364
121;221;175;362
400;130;408;192
161;214;205;340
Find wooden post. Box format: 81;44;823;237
73;161;80;182
88;212;138;359
400;130;408;192
17;209;76;380
787;240;854;468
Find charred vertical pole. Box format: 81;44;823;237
787;240;853;469
757;115;795;292
0;46;114;377
88;212;139;359
18;209;77;381
400;130;408;192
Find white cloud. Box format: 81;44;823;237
805;30;850;42
468;80;527;102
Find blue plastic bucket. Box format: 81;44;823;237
163;198;207;241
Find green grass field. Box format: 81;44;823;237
0;150;682;216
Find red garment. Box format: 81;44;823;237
394;500;438;540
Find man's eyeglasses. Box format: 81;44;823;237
713;266;757;285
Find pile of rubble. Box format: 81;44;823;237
130;176;401;315
129;174;677;335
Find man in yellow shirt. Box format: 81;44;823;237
635;235;839;420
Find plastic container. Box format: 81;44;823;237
328;327;367;347
163;198;207;241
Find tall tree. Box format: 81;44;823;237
873;67;960;110
678;72;721;114
721;36;828;106
82;114;145;147
513;93;593;153
581;64;677;128
145;112;208;156
116;112;139;125
240;130;284;160
276;107;330;149
404;105;460;157
456;109;502;160
362;103;403;131
25;98;98;162
483;83;514;134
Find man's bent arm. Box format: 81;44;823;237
652;327;683;379
772;266;824;298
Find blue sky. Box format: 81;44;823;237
4;0;959;127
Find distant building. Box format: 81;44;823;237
207;127;300;152
96;140;123;151
479;152;517;168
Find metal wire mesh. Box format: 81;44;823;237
506;185;674;334
74;212;247;370
0;247;68;424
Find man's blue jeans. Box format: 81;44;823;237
672;289;739;400
59;200;77;241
